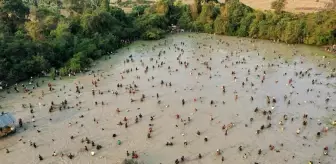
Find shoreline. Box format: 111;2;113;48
1;31;334;91
1;32;335;95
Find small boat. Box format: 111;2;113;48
0;112;16;137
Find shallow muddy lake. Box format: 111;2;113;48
0;33;335;164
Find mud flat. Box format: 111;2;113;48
0;33;335;164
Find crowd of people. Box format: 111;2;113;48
0;34;335;164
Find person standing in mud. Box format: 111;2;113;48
2;34;335;164
18;118;23;128
76;85;80;93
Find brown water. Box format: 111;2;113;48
0;33;335;164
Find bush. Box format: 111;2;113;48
59;67;68;76
141;28;165;40
204;23;214;33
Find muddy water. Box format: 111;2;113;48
0;33;335;164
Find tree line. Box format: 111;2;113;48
0;0;335;87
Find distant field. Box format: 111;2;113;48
240;0;331;13
112;0;332;13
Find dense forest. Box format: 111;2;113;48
0;0;335;87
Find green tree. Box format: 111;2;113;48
281;20;304;43
271;0;286;13
154;0;169;15
198;3;214;24
100;0;110;11
59;67;68;76
142;28;165;40
68;52;83;72
81;11;122;35
131;5;149;16
214;16;227;34
0;0;29;33
63;0;89;14
248;11;265;37
25;21;44;41
237;13;255;37
178;7;192;29
51;21;71;39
